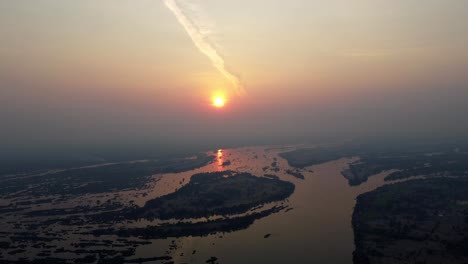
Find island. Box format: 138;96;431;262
134;170;295;220
92;171;294;240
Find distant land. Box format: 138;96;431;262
281;143;468;186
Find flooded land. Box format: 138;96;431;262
1;143;468;263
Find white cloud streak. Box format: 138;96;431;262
163;0;246;96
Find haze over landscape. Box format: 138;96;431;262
2;1;468;156
1;1;468;264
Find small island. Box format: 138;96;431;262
285;169;305;180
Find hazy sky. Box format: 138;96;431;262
1;1;468;154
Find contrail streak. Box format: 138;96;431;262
163;0;246;96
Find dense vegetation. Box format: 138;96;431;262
138;171;295;219
353;177;468;263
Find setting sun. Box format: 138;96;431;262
213;96;225;108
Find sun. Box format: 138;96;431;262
212;96;225;108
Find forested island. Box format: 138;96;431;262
138;171;294;219
92;171;295;238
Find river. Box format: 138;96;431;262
132;145;392;263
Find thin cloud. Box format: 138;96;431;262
163;0;246;96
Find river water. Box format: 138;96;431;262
130;145;391;263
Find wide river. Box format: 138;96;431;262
132;145;391;263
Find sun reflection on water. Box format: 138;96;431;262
217;149;223;171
